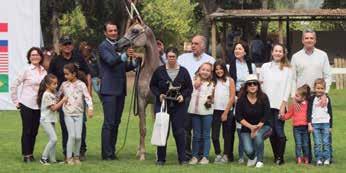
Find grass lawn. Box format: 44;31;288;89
0;87;345;173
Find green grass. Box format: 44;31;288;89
0;88;346;173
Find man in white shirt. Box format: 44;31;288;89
177;35;215;159
178;35;215;79
291;29;332;163
291;29;332;96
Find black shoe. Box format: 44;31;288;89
80;152;86;161
156;161;165;166
275;159;285;165
102;157;115;161
179;161;188;165
40;158;50;165
23;156;31;163
30;155;35;161
228;154;235;162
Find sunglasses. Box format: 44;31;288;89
62;42;72;46
246;81;258;86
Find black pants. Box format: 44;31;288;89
19;104;40;156
156;103;187;163
101;94;125;159
59;109;87;156
212;110;236;159
269;109;287;161
184;98;192;159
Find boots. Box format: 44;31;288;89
269;136;278;163
275;137;286;165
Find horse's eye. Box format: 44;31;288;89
132;29;140;34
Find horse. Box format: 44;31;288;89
118;20;160;160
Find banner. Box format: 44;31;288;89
0;0;41;110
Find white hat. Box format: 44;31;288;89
245;74;259;83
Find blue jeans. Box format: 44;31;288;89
240;125;272;162
237;128;244;159
312;123;331;161
191;114;213;158
293;126;309;158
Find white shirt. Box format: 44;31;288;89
311;97;330;124
40;91;59;123
177;52;215;80
188;81;214;115
291;48;332;96
235;59;257;91
214;78;231;110
259;61;292;109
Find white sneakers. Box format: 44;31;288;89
189;157;210;165
214;155;222;163
324;160;330;165
255;161;264;168
247;157;257;167
238;158;245;164
214;155;228;164
199;157;209;164
189;157;199;165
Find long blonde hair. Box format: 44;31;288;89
194;62;214;86
271;43;290;70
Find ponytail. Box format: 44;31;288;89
37;74;57;106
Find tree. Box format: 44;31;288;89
141;0;198;47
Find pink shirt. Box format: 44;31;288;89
11;64;47;109
282;101;308;126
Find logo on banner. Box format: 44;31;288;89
0;22;8;92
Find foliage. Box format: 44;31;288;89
141;0;198;48
58;5;95;44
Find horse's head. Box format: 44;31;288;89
117;22;148;50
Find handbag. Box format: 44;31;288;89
151;99;170;146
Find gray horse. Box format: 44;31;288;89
119;21;160;160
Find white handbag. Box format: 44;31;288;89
151;100;170;146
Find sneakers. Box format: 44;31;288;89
297;157;303;164
324;160;330;165
214;155;222;163
199;157;209;165
189;157;199;165
40;158;50;165
220;155;229;163
247;157;257;167
303;157;309;164
74;157;81;165
316;160;323;166
255;161;264;168
66;157;74;165
238;158;245;164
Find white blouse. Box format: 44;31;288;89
259;61;292;110
214;77;231;111
188;81;214;115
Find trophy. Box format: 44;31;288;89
164;81;181;107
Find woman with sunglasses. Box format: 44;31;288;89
259;43;292;165
235;74;272;168
228;40;256;164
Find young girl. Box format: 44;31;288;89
308;78;333;166
188;62;214;165
281;84;311;164
211;60;236;163
59;63;93;165
37;74;67;165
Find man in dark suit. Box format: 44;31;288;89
98;21;138;160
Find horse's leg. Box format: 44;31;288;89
137;97;147;161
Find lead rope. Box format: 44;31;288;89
116;58;141;155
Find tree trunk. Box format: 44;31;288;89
51;6;60;54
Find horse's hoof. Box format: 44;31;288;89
139;154;145;161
